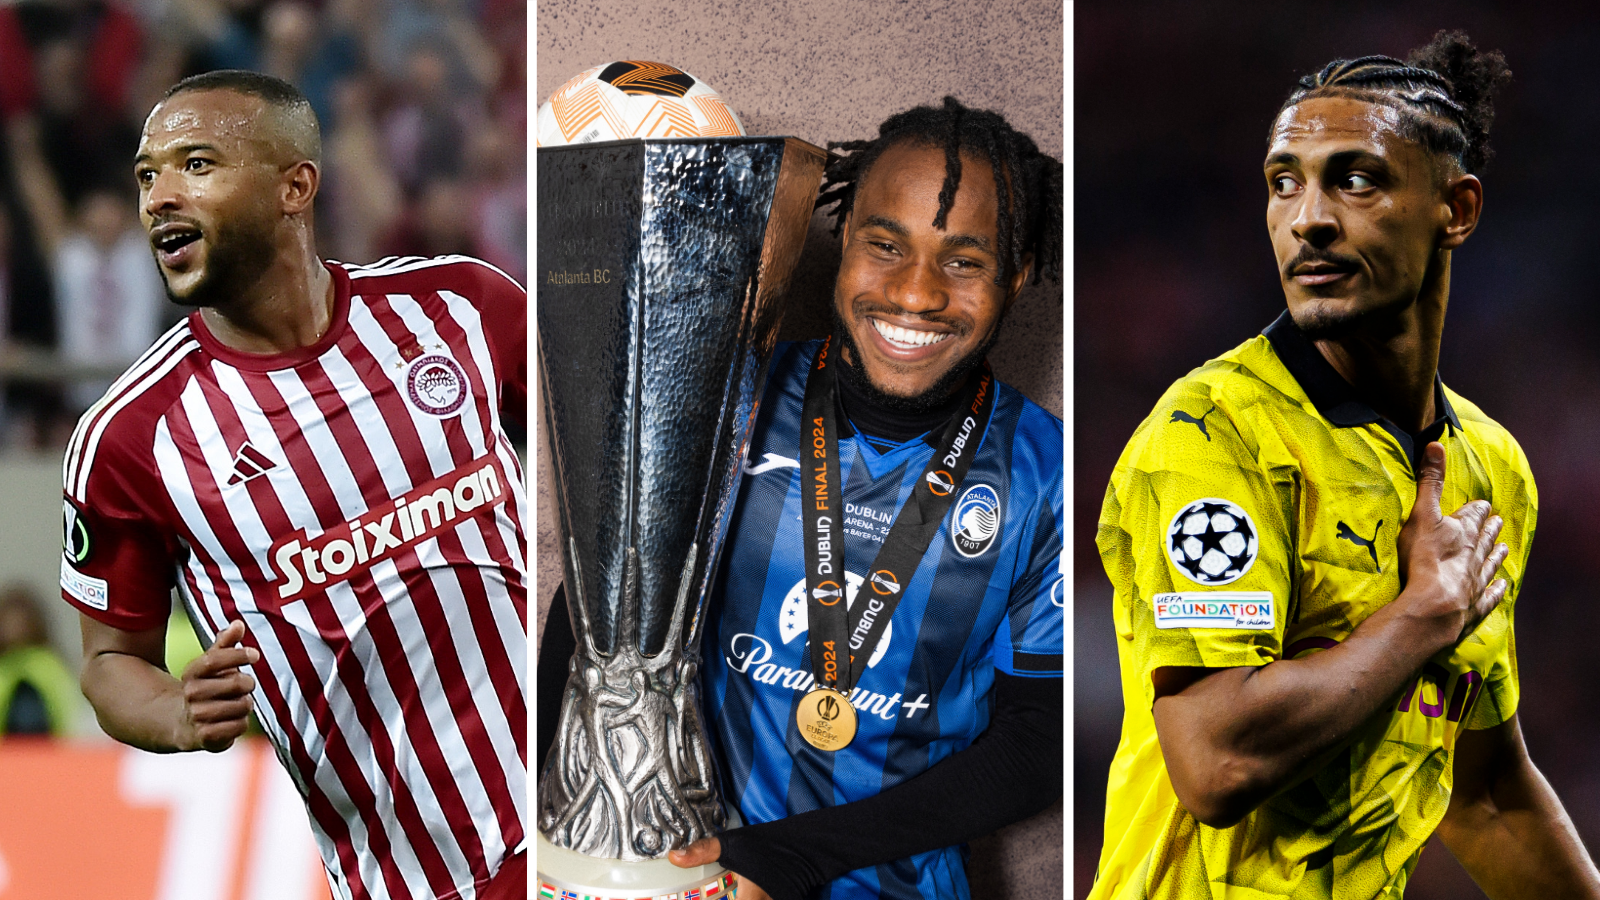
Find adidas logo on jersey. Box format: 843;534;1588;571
227;442;278;485
270;456;506;601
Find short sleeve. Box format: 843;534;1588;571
458;259;527;425
1465;449;1534;730
992;467;1065;678
1098;385;1296;706
61;437;179;633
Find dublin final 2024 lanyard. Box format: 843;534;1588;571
795;336;995;751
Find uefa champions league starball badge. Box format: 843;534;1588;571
1166;498;1259;585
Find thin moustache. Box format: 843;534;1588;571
1284;249;1360;279
148;215;205;240
855;304;966;335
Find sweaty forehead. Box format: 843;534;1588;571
141;91;273;157
1267;96;1408;159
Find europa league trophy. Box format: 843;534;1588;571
536;136;827;898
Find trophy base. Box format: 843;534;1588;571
535;811;743;900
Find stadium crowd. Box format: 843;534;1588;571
0;0;526;448
1078;4;1600;898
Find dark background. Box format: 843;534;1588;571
1076;2;1600;896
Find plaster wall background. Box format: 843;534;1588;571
534;2;1065;895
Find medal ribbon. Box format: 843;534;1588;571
800;337;995;693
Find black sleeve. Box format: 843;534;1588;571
717;671;1064;900
535;582;577;777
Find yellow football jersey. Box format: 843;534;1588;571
1092;314;1535;900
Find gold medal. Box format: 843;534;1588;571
796;686;858;751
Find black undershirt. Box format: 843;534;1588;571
833;360;969;446
533;355;1062;900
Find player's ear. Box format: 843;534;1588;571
1005;253;1034;309
1439;172;1482;250
281;160;319;216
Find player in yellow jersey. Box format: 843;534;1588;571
1093;31;1600;900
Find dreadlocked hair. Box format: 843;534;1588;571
1278;30;1511;175
815;96;1063;287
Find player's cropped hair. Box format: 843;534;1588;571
1279;30;1511;175
162;69;322;163
817;96;1063;288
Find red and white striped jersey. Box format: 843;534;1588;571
60;256;528;900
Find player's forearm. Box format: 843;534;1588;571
717;674;1062;900
80;651;191;752
1438;740;1600;899
1155;582;1468;827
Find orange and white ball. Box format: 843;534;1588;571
536;61;746;146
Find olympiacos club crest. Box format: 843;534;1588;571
405;354;469;417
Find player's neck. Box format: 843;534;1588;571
1311;253;1450;433
199;236;334;355
835;348;970;443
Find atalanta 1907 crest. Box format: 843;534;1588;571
952;484;1002;557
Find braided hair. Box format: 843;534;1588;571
1277;30;1511;176
816;96;1063;287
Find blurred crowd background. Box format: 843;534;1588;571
0;0;526;451
0;0;526;740
1077;2;1600;896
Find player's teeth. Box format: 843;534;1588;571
873;320;949;347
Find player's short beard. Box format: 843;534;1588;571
830;304;1002;414
158;215;277;309
1292;304;1368;342
1292;296;1417;343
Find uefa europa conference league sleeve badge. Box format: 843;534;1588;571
535;61;826;900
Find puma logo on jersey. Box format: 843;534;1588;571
270;457;506;601
1337;520;1383;571
744;453;801;475
227;442;279;485
1170;406;1216;440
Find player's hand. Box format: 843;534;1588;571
1396;442;1511;644
669;837;771;900
176;620;260;752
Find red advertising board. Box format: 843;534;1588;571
0;739;331;900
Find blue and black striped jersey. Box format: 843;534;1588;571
702;341;1064;900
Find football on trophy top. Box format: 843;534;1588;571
536;60;747;146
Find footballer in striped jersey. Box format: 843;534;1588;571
61;71;527;900
657;98;1065;900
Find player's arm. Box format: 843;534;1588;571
79;616;260;753
1434;715;1600;899
459;259;527;425
669;671;1062;900
1153;442;1509;827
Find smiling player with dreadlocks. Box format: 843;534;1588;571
540;97;1062;900
1093;32;1600;899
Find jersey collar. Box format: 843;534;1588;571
189;261;352;372
1263;310;1461;471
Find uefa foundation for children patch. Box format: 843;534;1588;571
1151;592;1274;630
